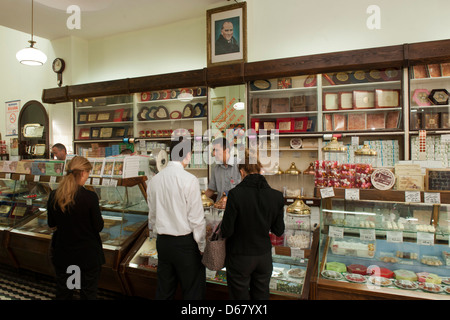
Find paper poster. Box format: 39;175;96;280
5;100;20;136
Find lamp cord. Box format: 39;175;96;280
31;0;34;42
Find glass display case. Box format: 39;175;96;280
316;190;450;300
121;198;319;300
409;63;450;132
4;172;148;293
322;69;403;133
74;94;134;157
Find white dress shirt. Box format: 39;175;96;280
147;161;206;251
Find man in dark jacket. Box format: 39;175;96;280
221;153;285;300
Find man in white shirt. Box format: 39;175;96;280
147;137;206;300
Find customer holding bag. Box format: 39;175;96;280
221;151;285;300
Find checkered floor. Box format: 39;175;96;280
0;263;133;300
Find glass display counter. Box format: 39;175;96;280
120;201;320;300
0;173;54;267
3;173;148;294
315;189;450;300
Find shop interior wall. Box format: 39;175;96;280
1;0;450;155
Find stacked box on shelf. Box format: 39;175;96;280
330;140;399;166
411;135;449;167
364;140;399;167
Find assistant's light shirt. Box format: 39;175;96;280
147;161;206;251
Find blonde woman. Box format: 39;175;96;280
47;156;105;300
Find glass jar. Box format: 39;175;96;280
302;162;315;197
322;137;348;164
284;162;301;197
354;144;378;167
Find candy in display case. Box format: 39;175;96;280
316;191;450;300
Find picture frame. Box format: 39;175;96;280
97;111;113;123
347;113;366;131
276;118;294;132
339;92;353;110
113;127;128;138
207;2;247;67
293;117;308;132
90;127;101;139
353;90;375;109
87;112;98;123
100;127;113;139
77;112;88;124
113;108;124;122
323;93;339;111
375;89;400;108
78;128;91;140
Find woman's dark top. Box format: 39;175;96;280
47;187;105;269
221;174;285;256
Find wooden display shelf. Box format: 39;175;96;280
315;187;450;204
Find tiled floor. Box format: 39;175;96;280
0;263;133;300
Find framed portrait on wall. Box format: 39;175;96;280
207;2;247;66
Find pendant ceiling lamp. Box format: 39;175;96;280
16;0;47;66
233;84;245;110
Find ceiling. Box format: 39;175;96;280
0;0;227;40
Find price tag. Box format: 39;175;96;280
329;226;344;238
102;178;110;186
50;176;57;183
351;136;359;146
345;188;360;201
26;198;32;206
33;175;40;182
417;232;434;246
405;191;421;203
424;192;440;204
360;228;375;241
92;178;100;185
386;231;403;243
290;247;305;259
19;175;25;181
320;187;335;199
110;179;118;187
5;173;11;180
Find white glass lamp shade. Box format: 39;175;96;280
233;101;245;110
16;44;47;66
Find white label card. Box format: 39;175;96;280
417;232;434;246
386;231;403;243
33;175;40;182
290;247;305;259
345;188;360;201
424;192;440;204
329;226;344;238
320;187;335;198
405;191;421;203
360;228;376;241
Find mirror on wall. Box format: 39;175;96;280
18;100;49;159
208;84;247;142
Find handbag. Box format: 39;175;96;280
202;222;226;271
